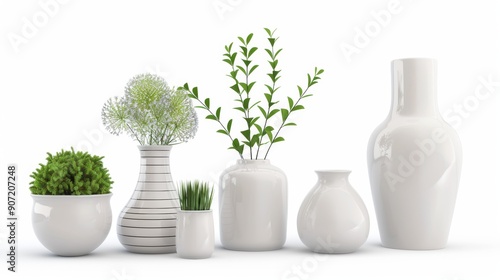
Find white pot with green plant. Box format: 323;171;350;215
176;181;215;259
101;73;198;254
30;148;113;257
184;28;324;251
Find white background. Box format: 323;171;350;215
1;0;499;279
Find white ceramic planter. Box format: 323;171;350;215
367;58;462;249
31;194;112;256
219;159;287;251
297;170;369;253
117;145;180;254
176;210;215;259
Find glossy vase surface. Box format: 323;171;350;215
176;210;215;259
117;145;180;253
219;159;287;251
367;58;462;249
32;194;112;256
297;170;369;253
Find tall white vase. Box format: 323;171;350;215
297;170;369;253
367;58;462;250
219;159;287;251
117;145;180;253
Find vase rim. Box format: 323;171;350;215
137;145;172;150
31;193;113;198
391;57;437;63
237;159;270;163
315;169;351;174
177;209;213;213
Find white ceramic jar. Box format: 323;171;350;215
176;210;215;259
297;170;369;253
219;159;287;251
367;58;462;249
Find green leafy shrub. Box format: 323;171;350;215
101;73;198;145
178;181;214;211
29;148;113;195
184;28;323;159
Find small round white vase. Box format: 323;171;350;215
176;210;215;259
297;170;369;253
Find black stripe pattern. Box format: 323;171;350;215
117;146;180;254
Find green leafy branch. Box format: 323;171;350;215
263;66;324;159
185;28;324;159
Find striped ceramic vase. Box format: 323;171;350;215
117;145;180;253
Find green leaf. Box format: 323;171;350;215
238;36;245;45
241;129;251;141
297;85;303;95
273;136;285;143
268;109;280;118
204;98;210;108
234;107;246;113
258;106;267;117
247;81;256;92
183;83;190;91
275;48;283;57
281;108;289;121
236;65;247;75
264;93;272;103
250;134;260;146
246;33;254;44
249;64;259;75
230;70;238;79
264;28;272;36
231;138;244;155
268;38;276;47
243;98;250;109
254;124;263;134
192;87;198;97
216;107;221;119
227;119;233;133
230;83;240;94
249;116;260;126
266;129;273;141
242;59;251;67
265;49;273;59
284;122;297;127
225;43;233;53
248;47;258;57
217;129;228;135
206;115;217;121
240;46;248;57
288;97;294;110
270;60;278;69
292;104;305;111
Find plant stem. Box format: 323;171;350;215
190;96;244;159
263;86;311;159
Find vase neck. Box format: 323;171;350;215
390;58;439;117
315;170;351;186
138;145;172;157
